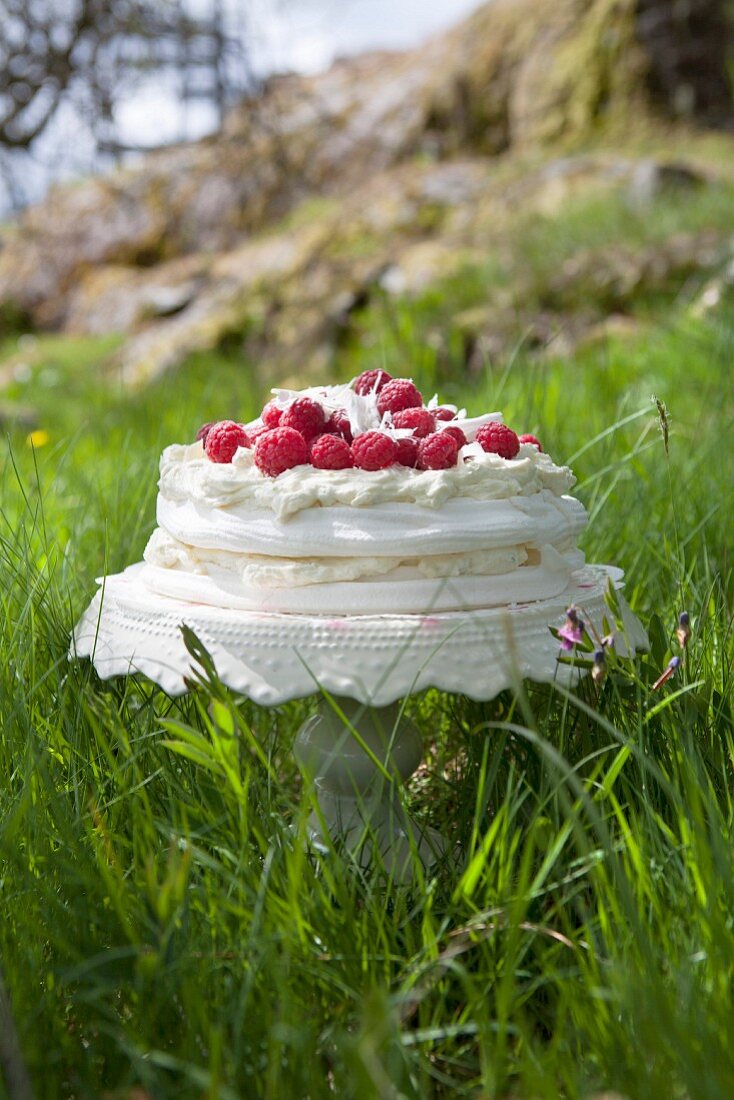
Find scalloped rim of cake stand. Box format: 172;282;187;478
71;561;647;705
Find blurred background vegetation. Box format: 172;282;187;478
1;0;734;404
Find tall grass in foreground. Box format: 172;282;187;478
0;306;733;1098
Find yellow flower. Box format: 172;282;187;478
27;429;50;448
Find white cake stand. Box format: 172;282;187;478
73;561;647;879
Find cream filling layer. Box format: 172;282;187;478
144;527;532;588
139;545;585;615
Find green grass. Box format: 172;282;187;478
1;279;733;1097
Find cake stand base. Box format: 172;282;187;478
293;697;444;882
72;562;647;704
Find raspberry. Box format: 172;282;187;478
433;407;456;422
440;425;467;448
204;420;250;463
324;408;353;443
376;379;423;418
262;401;283;429
476;423;520;459
353;369;392;396
280;397;326;440
392;407;436;438
519;433;543;451
248;425;271;444
417;432;460;470
195;421;215;443
395;437;419;467
352;431;398;471
254;427;309;476
310;434;354;470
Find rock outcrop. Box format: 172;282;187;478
0;0;731;384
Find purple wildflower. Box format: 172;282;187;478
652;655;681;691
558;607;585;651
676;611;691;649
592;649;607;687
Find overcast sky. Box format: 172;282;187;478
249;0;483;75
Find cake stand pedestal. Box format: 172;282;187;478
73;562;647;880
293;697;444;879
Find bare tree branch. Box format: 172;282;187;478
0;0;245;150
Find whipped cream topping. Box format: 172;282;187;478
159;441;576;520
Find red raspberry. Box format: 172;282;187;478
248;425;271;444
433;407;456;422
395;437;419;467
352;431;398;470
376;379;423;418
204;421;250;463
441;425;467;448
519;433;543;451
195;421;215;443
280;397;326;440
262;401;283;428
254;427;309;476
417;432;460;470
353;369;392;396
476;423;520;459
392;408;436;438
324;408;353;443
310;434;354;470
